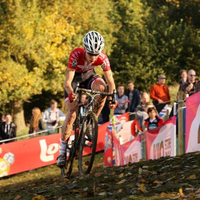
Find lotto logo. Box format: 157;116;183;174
39;139;60;162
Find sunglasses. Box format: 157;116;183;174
189;74;196;77
87;52;99;57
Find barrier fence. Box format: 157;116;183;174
0;91;199;177
104;91;200;167
0;113;129;177
0;126;62;144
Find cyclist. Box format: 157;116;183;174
57;31;116;167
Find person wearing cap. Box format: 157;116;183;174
42;99;65;134
150;74;170;113
179;69;199;98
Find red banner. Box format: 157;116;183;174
186;91;200;153
0;113;129;177
120;135;141;165
0;134;60;177
145;116;176;160
104;123;142;167
104;129;114;167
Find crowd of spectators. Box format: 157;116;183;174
0;69;200;143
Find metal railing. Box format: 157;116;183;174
0;125;62;143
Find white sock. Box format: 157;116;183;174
59;139;68;155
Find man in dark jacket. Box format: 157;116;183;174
179;69;199;98
0;113;17;143
126;81;140;113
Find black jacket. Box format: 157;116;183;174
0;122;17;143
126;88;141;112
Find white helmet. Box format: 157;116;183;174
83;31;105;55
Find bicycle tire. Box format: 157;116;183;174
78;111;98;175
65;104;85;177
66;111;82;177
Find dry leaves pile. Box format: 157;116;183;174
1;152;200;199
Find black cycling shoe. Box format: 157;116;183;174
57;154;66;168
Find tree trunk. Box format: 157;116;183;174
10;100;26;132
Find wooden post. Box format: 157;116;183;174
178;91;184;155
142;133;147;161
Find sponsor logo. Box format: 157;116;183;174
40;139;60;162
72;60;77;67
101;62;106;71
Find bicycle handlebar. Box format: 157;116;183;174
71;82;116;104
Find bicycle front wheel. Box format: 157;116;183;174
66;111;82;177
78;112;98;175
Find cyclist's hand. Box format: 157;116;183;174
69;91;76;102
109;101;117;110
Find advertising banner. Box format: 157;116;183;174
0;113;129;177
120;134;141;165
186;91;200;153
145;116;176;160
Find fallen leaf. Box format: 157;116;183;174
196;188;200;194
118;189;123;193
139;167;142;175
153;180;163;185
185;187;196;191
119;173;124;178
139;184;147;193
178;188;184;197
125;172;132;176
160;192;167;198
117;179;126;184
187;174;196;180
98;192;107;196
14;195;21;200
32;195;45;200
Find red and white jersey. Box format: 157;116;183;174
68;47;111;73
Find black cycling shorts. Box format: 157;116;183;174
64;70;102;101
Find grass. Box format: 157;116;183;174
1;151;200;200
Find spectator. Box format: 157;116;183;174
150;74;170;113
126;81;140;119
179;69;199;98
144;107;164;131
114;85;129;116
180;70;187;85
42;99;65;134
136;92;150;112
131;96;152;137
1;114;6;123
29;107;45;135
0;113;17;143
81;93;87;105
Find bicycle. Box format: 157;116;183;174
61;83;116;177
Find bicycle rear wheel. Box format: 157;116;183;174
78;112;98;175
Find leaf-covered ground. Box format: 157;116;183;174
1;151;200;200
